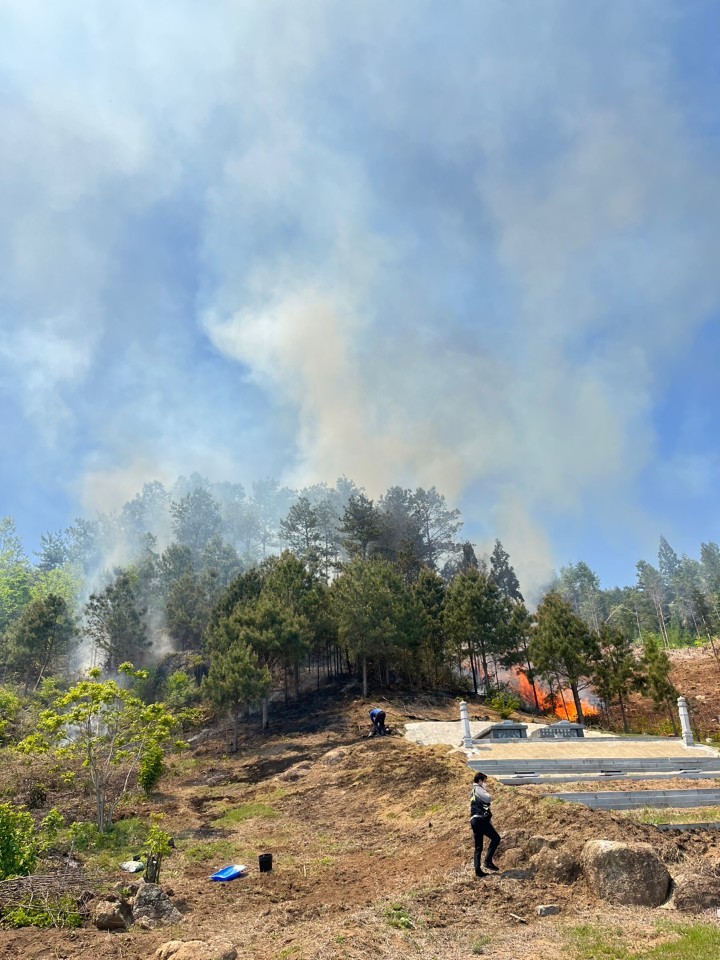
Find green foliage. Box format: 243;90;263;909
486;689;521;719
444;568;517;695
593;623;642;732
1;894;82;929
566;922;720;959
0;804;38;879
472;935;491;954
138;743;165;795
182;838;238;863
212;802;277;826
331;556;410;695
530;591;599;722
83;571;150;672
0;686;22;744
384;904;414;930
68;816;149;852
203;630;272;752
18;664;179;830
5;593;76;692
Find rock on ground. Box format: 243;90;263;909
133;883;183;925
92;898;133;931
153;939;237;960
671;873;720;912
581;840;671;907
536;904;560;917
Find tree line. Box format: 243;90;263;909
0;474;713;737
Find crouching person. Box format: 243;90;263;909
368;707;387;737
470;771;500;877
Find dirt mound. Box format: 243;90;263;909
1;689;717;960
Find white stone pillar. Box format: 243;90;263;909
677;696;694;746
459;700;473;748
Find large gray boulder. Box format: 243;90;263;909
672;873;720;912
133;883;183;926
581;840;670;907
153;940;237;960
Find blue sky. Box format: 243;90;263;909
1;1;719;593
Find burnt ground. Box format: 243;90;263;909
2;686;720;960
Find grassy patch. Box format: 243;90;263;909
471;934;491;954
384;904;414;930
628;806;720;825
566;922;720;959
181;839;240;863
212;802;278;827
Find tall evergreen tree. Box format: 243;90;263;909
84;569;150;671
639;635;679;735
339;494;383;560
489;539;523;603
7;593;76;692
529;591;599;723
592;623;641;732
658;535;680;588
443;569;515;695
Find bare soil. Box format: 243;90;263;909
2;686;720;960
623;646;720;737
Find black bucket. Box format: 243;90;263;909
259;853;273;873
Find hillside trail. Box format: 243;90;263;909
2;687;719;960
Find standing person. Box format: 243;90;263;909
470;771;501;877
368;707;387;737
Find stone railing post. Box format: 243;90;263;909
677;696;694;747
459;700;473;748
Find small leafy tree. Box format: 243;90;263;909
143;819;173;884
18;664;179;831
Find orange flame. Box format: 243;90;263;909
510;669;598;722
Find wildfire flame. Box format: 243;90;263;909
510;669;598;722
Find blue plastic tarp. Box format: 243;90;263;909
209;864;248;882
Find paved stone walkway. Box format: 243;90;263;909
404;720;718;759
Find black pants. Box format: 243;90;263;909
370;711;387;736
471;817;500;873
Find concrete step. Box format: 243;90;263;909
553;788;720;810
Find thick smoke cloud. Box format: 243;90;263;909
1;1;719;592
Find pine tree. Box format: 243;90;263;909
489;539;523;603
529;592;599;723
639;635;679;735
203;635;271;753
592;624;641;732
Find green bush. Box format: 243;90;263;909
0;803;37;879
164;670;200;710
138;743;165;795
68;816;149;853
487;690;521;719
0;687;22;745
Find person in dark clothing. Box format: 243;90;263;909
368;707;387;737
470;771;501;877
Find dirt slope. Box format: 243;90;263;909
1;689;718;960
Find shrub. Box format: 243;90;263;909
1;895;82;929
138;743;165;795
0;687;22;744
487;690;521;719
0;804;37;879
